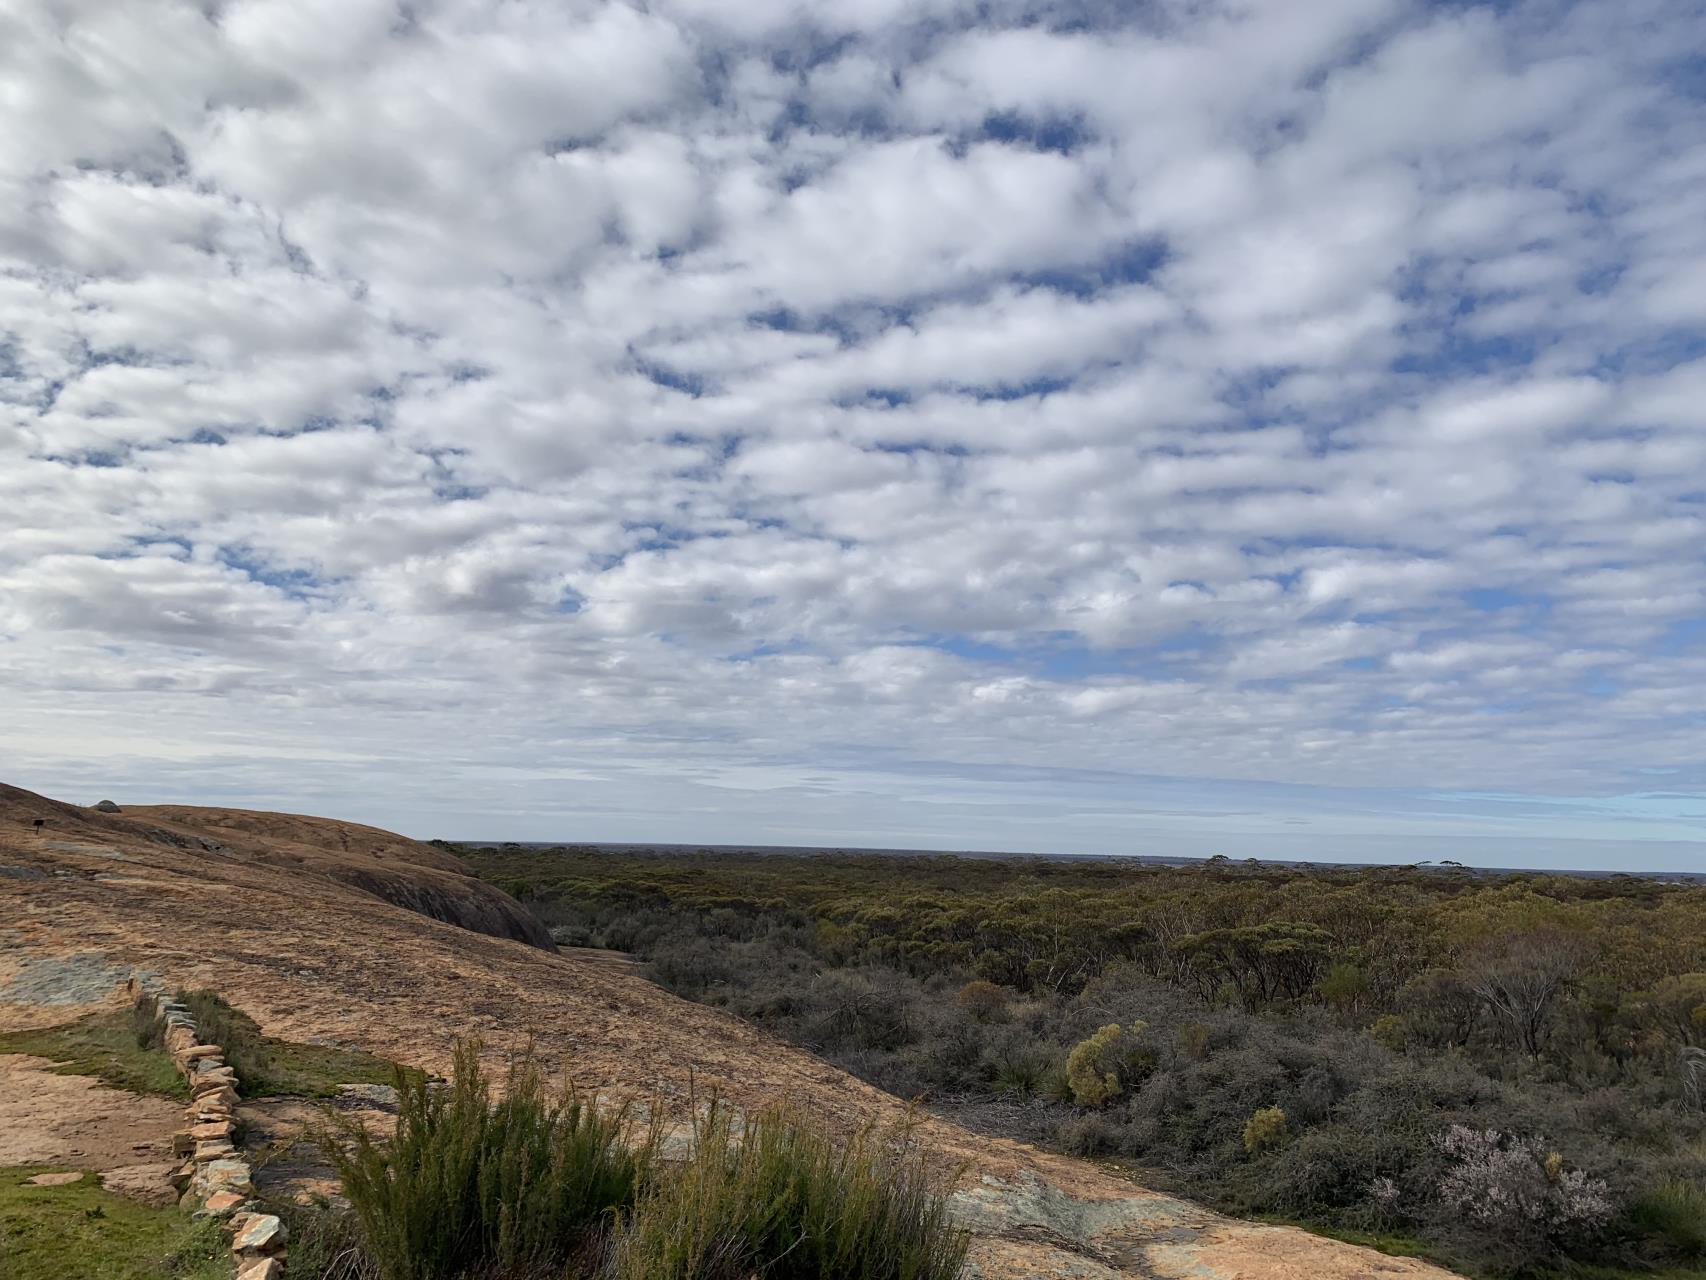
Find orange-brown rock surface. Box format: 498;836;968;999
0;782;1459;1279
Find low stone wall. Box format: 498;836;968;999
135;979;289;1280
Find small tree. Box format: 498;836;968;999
1317;962;1369;1016
1627;973;1706;1048
1462;929;1586;1055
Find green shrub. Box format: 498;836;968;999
611;1098;968;1280
989;1051;1049;1098
1367;1014;1407;1052
1628;1178;1706;1260
1064;1021;1147;1107
326;1040;651;1280
1243;1106;1289;1155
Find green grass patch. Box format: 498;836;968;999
0;993;405;1103
175;990;405;1098
0;1167;227;1280
0;1008;185;1100
1627;1180;1706;1263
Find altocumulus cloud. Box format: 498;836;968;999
2;0;1705;866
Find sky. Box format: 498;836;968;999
2;0;1705;869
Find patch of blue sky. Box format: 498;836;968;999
729;512;787;533
1651;618;1706;655
1660;45;1706;98
769;100;813;149
432;483;489;502
900;630;1213;681
746;306;863;346
633;358;708;397
216;548;325;601
1338;655;1384;672
29;377;64;412
259;414;339;438
1216;367;1313;436
835;385;911;408
79;343;167;370
1390;328;1541;381
866;439;968;457
1015;238;1167;298
767;31;858;75
968;111;1090;155
724;637;811;662
962;375;1073;401
42;447;126;467
1591;326;1706;378
663;430;741;461
1403;585;1532;617
614;521;729;557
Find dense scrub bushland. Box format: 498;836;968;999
308;1039;968;1280
462;846;1706;1279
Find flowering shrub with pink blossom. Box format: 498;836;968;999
1435;1125;1613;1255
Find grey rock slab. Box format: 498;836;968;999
0;951;128;1005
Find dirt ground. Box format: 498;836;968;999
0;1054;180;1207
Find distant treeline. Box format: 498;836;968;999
460;846;1706;1279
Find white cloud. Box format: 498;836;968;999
2;0;1704;863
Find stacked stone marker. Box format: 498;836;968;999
137;979;288;1280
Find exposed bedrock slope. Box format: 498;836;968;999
0;782;1457;1280
0;784;553;951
